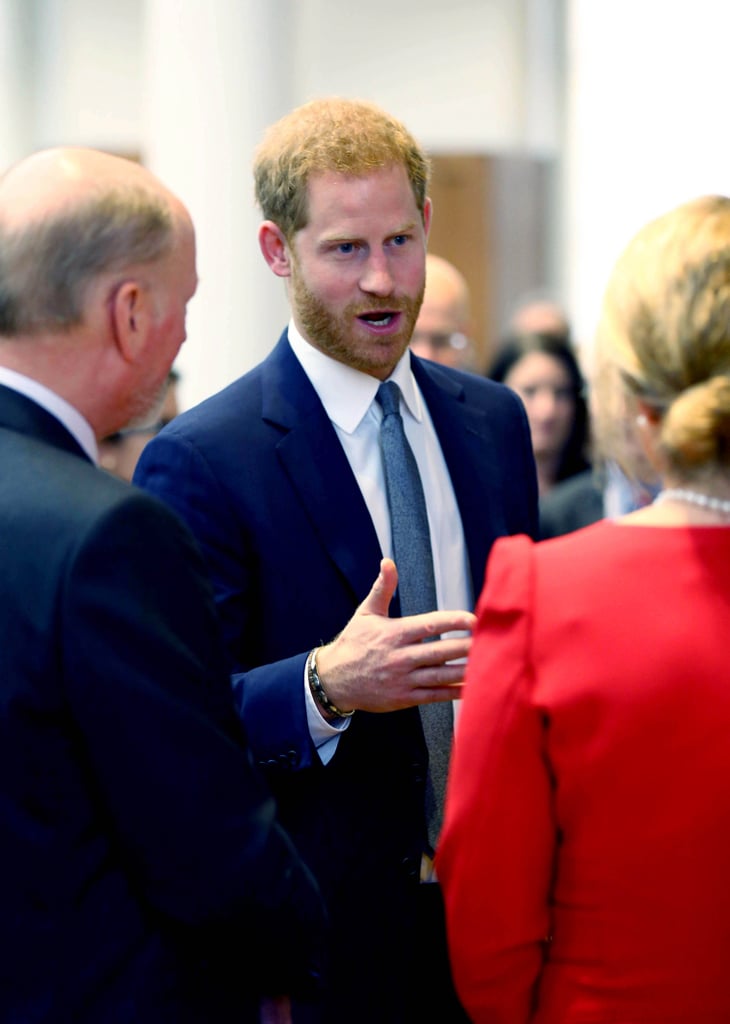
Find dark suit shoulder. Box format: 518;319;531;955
412;356;533;442
413;356;520;402
159;330;303;443
4;427;189;538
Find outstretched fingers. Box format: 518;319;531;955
408;633;472;667
397;609;476;646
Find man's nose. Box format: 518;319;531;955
359;253;394;296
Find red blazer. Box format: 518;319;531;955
438;520;730;1023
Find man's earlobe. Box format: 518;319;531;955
259;221;292;278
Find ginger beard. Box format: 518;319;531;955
289;249;425;377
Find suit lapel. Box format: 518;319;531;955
257;337;508;611
412;358;500;604
0;384;91;461
261;335;383;605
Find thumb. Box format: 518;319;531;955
358;557;397;618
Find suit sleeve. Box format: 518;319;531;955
436;534;555;1023
62;490;326;998
134;431;317;768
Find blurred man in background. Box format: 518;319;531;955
99;367;181;481
410;253;475;370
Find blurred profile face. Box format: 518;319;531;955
410;314;470;369
99;374;180;482
126;215;196;427
98;431;150;482
410;257;472;368
504;350;576;460
287;164;430;381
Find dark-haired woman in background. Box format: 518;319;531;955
487;332;590;499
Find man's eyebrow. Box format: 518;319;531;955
320;221;419;244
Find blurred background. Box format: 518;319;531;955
2;0;728;409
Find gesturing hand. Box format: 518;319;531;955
314;558;476;715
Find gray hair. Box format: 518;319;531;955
0;184;174;335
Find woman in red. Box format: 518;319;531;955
437;194;730;1023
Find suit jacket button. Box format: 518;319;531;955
401;856;419;879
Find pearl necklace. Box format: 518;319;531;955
654;488;730;517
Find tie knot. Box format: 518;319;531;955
376;380;401;418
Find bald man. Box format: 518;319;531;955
0;148;325;1023
410;253;475;369
508;292;571;338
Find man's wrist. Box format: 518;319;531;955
306;647;355;720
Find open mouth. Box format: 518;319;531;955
358;311;399;328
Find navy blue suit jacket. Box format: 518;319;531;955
0;384;326;1023
135;332;538;1020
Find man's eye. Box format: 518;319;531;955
337;242;355;255
391;235;408;247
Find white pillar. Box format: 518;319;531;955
30;0;142;153
141;0;294;410
563;0;730;357
0;0;34;169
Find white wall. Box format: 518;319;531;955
31;0;143;153
0;0;35;166
564;0;730;360
2;0;560;407
289;0;552;152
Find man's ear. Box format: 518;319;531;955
422;197;433;240
109;279;149;362
259;221;293;278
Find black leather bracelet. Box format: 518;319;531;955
307;647;355;719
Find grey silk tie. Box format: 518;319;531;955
375;380;453;851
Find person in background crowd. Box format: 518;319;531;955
99;367;180;481
438;193;730;1023
410;253;475;370
0;146;326;1024
134;96;538;1024
538;454;659;539
507;290;572;339
487;331;591;498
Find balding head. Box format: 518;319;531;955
0;147;196;441
410;253;473;369
508;294;570;339
423;254;471;324
0;147;187;336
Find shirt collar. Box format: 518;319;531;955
286;319;425;434
0;366;99;463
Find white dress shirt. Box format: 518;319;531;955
0;366;98;463
287;322;472;762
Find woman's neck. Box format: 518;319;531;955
620;478;730;526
